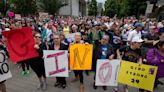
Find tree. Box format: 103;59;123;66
104;0;147;17
0;0;10;16
88;0;97;16
39;0;67;15
11;0;37;16
104;0;119;17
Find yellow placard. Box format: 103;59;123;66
118;61;158;91
70;44;93;70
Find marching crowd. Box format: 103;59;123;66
0;15;164;92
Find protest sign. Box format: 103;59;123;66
15;14;21;20
8;12;14;17
70;44;93;70
65;33;75;43
2;27;39;63
118;61;158;91
44;50;68;77
95;59;120;86
39;12;49;20
0;50;12;82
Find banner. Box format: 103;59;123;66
118;61;158;91
2;27;39;63
70;44;93;70
15;14;21;20
0;50;12;82
39;12;49;20
95;59;121;86
65;33;75;43
44;50;68;77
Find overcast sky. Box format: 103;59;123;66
97;0;106;3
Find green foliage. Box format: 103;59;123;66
11;0;37;16
0;0;10;16
39;0;67;15
104;0;147;17
88;0;97;16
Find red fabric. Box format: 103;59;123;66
2;27;39;63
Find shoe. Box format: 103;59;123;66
37;83;43;90
21;71;26;76
42;83;47;91
80;84;84;92
93;83;97;89
124;86;129;92
54;82;60;87
113;88;118;92
71;76;79;83
62;84;66;89
102;86;107;90
26;70;30;76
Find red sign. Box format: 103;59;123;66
2;27;39;63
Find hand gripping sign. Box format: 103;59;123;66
118;61;158;91
95;59;121;86
0;50;12;82
2;27;39;63
70;44;93;70
43;50;68;77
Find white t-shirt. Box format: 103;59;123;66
127;29;142;42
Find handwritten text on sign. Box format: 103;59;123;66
44;50;68;77
2;27;39;63
118;61;158;91
70;44;93;70
95;59;120;86
0;51;12;82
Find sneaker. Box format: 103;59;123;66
61;84;67;89
113;88;118;92
102;86;107;90
42;83;47;91
26;70;30;76
21;71;26;76
71;76;79;83
37;83;43;90
54;82;60;87
124;86;129;92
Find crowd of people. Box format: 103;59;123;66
0;15;164;92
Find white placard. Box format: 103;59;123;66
65;33;75;43
0;50;12;82
43;50;68;77
15;14;21;20
145;4;154;14
95;59;121;86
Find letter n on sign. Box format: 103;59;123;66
70;44;93;70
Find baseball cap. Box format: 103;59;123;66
134;23;144;27
131;37;143;43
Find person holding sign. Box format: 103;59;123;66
70;32;86;92
49;33;68;89
29;32;47;91
92;35;114;90
117;36;143;92
146;40;164;88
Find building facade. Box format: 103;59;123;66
59;0;87;16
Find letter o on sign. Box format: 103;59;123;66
0;52;5;62
1;63;9;73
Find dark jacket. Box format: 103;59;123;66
92;43;114;71
49;43;68;50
